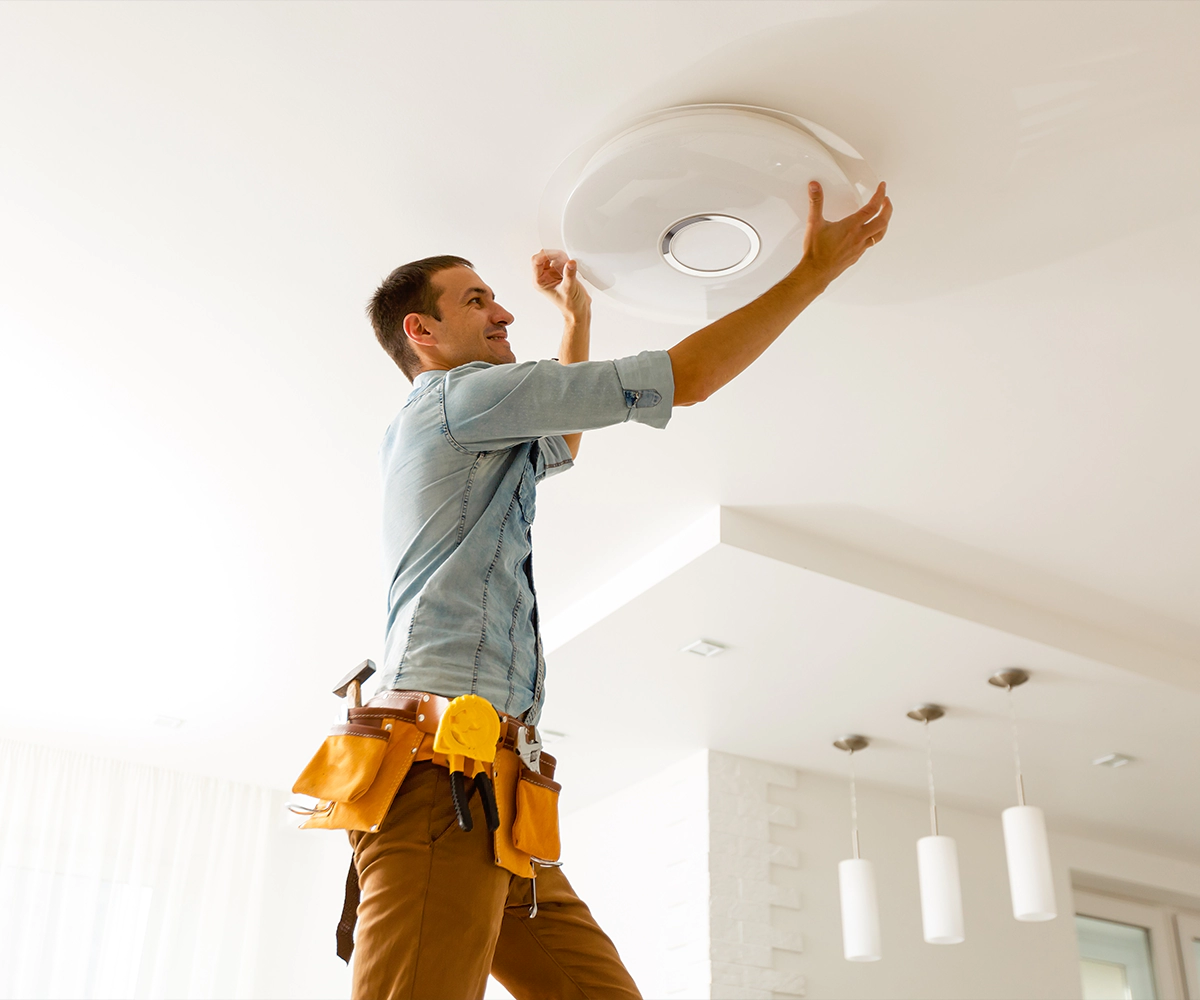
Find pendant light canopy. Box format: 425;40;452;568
908;704;965;945
989;669;1057;922
834;735;882;962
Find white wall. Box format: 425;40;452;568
547;749;1200;1000
552;750;714;999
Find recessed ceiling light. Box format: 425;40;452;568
681;639;726;657
1092;753;1134;768
154;715;185;729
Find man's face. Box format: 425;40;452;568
412;266;516;370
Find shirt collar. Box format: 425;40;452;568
412;370;442;391
411;362;497;394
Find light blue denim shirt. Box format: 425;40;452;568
380;351;674;724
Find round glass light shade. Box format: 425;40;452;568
541;105;876;324
917;835;965;944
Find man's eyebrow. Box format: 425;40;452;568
460;287;492;302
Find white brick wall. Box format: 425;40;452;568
708;751;806;999
529;749;807;1000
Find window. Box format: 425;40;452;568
0;865;152;998
1075;888;1200;1000
1178;912;1200;1000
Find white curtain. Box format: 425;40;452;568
0;739;275;999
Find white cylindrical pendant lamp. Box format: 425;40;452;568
908;704;965;945
838;858;882;962
834;735;881;963
917;835;965;944
1002;805;1056;921
989;668;1058;923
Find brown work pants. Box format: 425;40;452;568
348;761;642;1000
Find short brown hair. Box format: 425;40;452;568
367;255;473;380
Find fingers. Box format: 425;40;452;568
807;181;825;225
532;250;562;290
532;249;568;275
852;181;887;223
863;196;893;244
534;249;569;269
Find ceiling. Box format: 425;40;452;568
537;508;1200;862
1;2;1197;853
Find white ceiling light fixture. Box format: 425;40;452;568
539;104;878;324
907;703;966;946
834;735;882;963
681;638;726;657
989;668;1057;923
1092;752;1134;768
660;214;762;278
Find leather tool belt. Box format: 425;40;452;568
291;689;562;878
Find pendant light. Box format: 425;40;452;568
989;669;1057;922
834;735;881;962
907;704;965;945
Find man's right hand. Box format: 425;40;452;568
666;179;895;406
801;180;892;289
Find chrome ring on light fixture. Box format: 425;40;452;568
660;215;762;277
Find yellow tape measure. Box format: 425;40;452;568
432;694;501;775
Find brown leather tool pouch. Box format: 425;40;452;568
512;766;562;863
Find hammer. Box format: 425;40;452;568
333;659;376;709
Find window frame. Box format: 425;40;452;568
1074;889;1185;1000
1175;912;1200;1000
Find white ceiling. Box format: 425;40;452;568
537;509;1200;861
1;2;1197;852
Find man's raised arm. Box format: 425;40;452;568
533;251;591;459
667;181;892;406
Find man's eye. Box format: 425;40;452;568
470;297;482;305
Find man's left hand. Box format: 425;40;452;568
532;249;591;319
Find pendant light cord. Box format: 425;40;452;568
849;750;860;860
1006;685;1027;806
924;719;939;836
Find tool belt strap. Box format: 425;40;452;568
355;689;537;751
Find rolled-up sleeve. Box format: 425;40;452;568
535;435;574;482
442;350;674;452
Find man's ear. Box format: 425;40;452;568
402;312;431;346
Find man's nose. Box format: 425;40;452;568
492;304;514;326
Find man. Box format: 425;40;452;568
352;180;891;998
